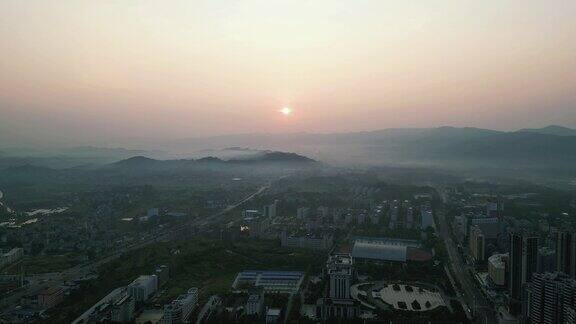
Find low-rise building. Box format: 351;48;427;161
232;270;304;294
111;294;135;323
242;209;260;220
351;237;431;263
265;308;281;324
245;293;264;316
0;248;24;268
280;231;333;251
37;286;64;309
160;288;198;324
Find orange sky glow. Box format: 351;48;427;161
1;0;575;145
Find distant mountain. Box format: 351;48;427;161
111;156;161;168
517;125;576;137
191;147;264;160
166;127;576;169
196;156;224;163
109;150;316;170
231;151;316;163
0;145;166;171
437;131;576;161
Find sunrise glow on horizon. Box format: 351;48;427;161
1;0;575;144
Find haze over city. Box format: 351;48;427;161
2;2;576;324
1;0;576;146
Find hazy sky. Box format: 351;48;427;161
1;0;575;145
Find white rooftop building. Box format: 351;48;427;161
352;240;408;262
128;275;158;302
232;270;304;294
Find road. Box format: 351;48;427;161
434;187;495;324
283;293;295;324
0;184;269;310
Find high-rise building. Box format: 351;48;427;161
245;292;264;316
488;253;508;287
454;215;468;243
37;286;64;309
556;230;576;279
486;201;502;218
470;217;501;240
420;207;434;229
469;226;486;263
147;208;159;218
317;206;331;219
389;206;398;230
538;247;557;273
263;201;278;218
155;265;170;288
280;231;333;251
406;207;414;229
509;232;539;309
128;275;158;302
316;254;359;320
528;272;576;324
297;207;310;220
327;254;353;299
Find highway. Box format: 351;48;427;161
434;187;496;324
0;184;269;310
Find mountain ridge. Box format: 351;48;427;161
109;150;316;169
517;125;576;137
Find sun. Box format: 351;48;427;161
280;107;292;115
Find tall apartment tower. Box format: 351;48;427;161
528;272;576;324
317;253;360;320
509;232;539;308
556;230;576;279
263;200;278;218
469;225;486;262
327;254;354;299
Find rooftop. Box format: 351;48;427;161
327;254;353;275
266;308;281;316
352;241;407;262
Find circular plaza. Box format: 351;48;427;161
351;281;446;312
